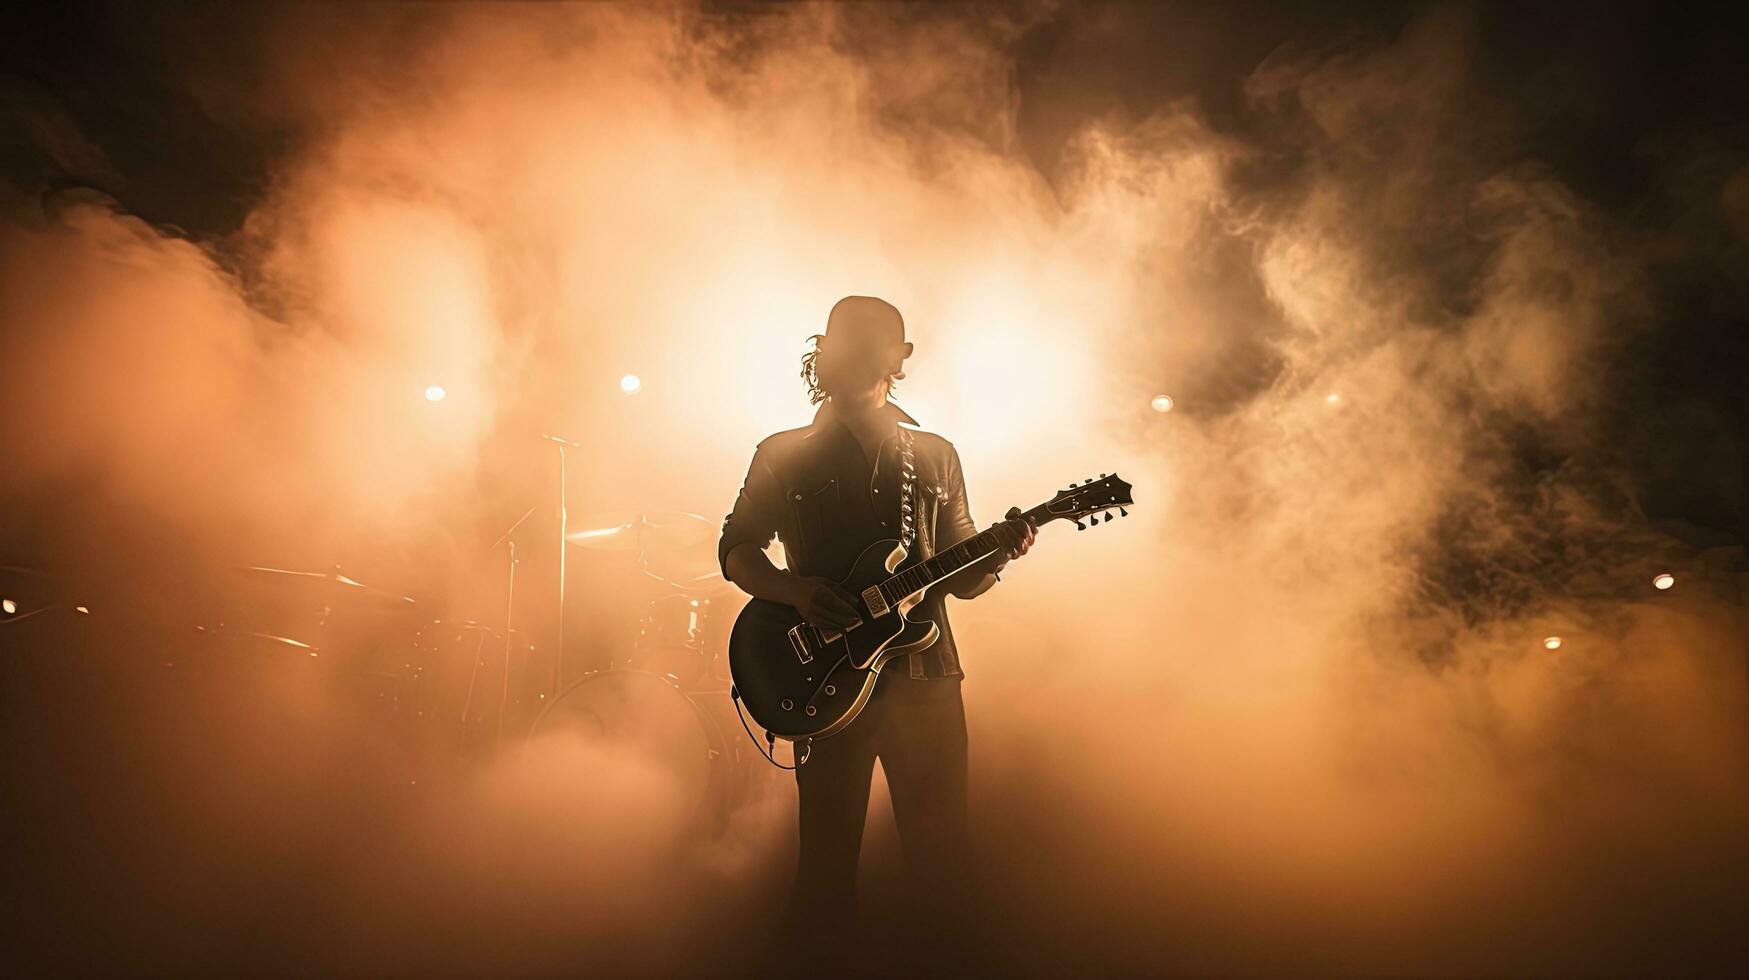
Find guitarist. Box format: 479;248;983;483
717;295;1034;947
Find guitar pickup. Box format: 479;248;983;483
862;587;889;619
788;626;813;664
792;617;862;663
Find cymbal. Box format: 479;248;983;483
197;626;320;654
567;511;713;553
234;565;417;610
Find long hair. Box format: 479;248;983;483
800;334;902;405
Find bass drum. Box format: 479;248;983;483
530;669;763;836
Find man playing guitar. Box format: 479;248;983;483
717;295;1034;950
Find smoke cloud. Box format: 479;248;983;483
2;3;1744;975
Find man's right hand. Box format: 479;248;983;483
788;575;863;634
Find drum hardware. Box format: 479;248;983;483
199;488;777;829
565;511;714;554
628;592;722;688
232;565;418;611
567;509;731;685
487;504;538;750
176;623;324;677
225;564;421;678
193;624;319;654
394;619;532;764
540;433;583;699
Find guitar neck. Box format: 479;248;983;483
876;501;1055;603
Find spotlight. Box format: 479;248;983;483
1150;394;1174;413
1;598;14;615
619;374;642;395
1542;635;1563;650
424;385;448;402
1652;573;1675;591
1324;392;1342;405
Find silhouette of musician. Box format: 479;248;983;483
718;296;1034;948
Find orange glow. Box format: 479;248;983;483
0;6;1741;977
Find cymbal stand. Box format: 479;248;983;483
487;504;536;750
541;434;581;697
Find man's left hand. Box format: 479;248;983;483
989;508;1036;575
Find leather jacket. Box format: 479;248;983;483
717;400;986;679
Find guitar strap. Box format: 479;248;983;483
897;425;928;679
898;424;917;554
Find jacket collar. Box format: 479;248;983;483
803;398;919;439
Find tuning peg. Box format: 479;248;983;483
1119;506;1128;517
1103;510;1113;521
1074;520;1086;530
1100;473;1108;478
1089;515;1100;525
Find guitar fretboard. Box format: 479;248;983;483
875;503;1050;607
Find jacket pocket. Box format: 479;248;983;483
786;477;838;556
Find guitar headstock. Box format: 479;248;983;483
1042;473;1134;530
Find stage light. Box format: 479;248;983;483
1542;635;1563;650
619;374;642;394
1151;394;1174;413
75;606;90;614
424;385;447;402
1;598;15;615
1324;392;1342;405
1652;573;1675;591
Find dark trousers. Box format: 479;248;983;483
790;673;971;928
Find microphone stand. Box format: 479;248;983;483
540;434;581;698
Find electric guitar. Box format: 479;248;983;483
728;473;1134;742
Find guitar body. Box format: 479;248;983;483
728;539;940;741
725;472;1134;745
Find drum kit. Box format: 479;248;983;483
175;509;775;835
537;509;775;832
